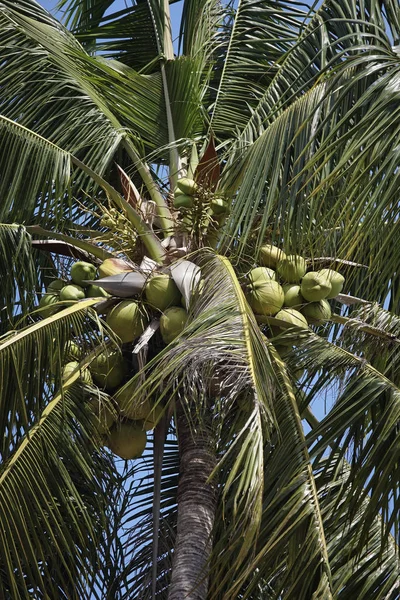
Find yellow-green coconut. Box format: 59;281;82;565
47;279;65;292
259;244;286;268
114;380;152;421
63;361;93;384
277;255;307;282
274;308;308;329
145;273;181;311
176;177;198;196
318;269;345;298
301;299;332;324
143;404;164;431
160;307;188;344
248;267;277;283
106;300;148;343
301;271;332;302
70;261;97;287
174;194;193;209
99;258;132;278
210;198;228;215
38;293;59;318
90;351;127;390
89;399;116;434
108;422;147;459
60;284;85;301
247;279;284;316
85;284;110;298
282;284;304;308
64;340;81;361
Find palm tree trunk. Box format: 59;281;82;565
168;404;218;600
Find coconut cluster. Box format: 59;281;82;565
44;258;192;460
38;260;110;318
173;177;229;225
246;244;345;329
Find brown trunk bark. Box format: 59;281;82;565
168;404;218;600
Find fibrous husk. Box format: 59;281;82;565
60;284;85;301
38;293;59;318
277;255;307;282
247;279;284;316
106;300;148;343
85;284;110;298
248;267;276;283
259;244;286;268
114;380;152;420
301;271;332;302
70;261;97;287
160;306;188;344
108;422;147;459
145;273;181;311
176;177;198;196
301;299;332;324
99;258;132;278
274;308;308;329
282;284;304;308
318;268;345;298
90;351;127;390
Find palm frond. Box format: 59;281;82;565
289;330;400;554
0;298;102;462
0;224;40;332
209;0;309;140
57;0;169;71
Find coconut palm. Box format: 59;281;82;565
0;0;399;598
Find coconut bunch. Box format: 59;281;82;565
38;259;117;318
246;244;345;330
173;177;229;232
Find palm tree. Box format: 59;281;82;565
0;0;399;598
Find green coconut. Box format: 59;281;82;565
174;194;194;209
60;284;85;301
99;258;132;278
47;279;66;292
301;299;332;324
70;261;97;287
143;404;164;431
277;255;307;282
210;198;228;215
259;244;286;268
176;177;198;196
85;284;110;298
89;399;116;434
90;351;127;390
114;380;152;420
64;340;81;361
247;279;284;316
145;273;181;312
63;361;92;384
160;307;188;344
274;308;308;329
108;422;147;460
106;300;148;343
318;268;345;298
248;267;277;283
282;284;304;308
38;293;59;318
301;271;332;302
